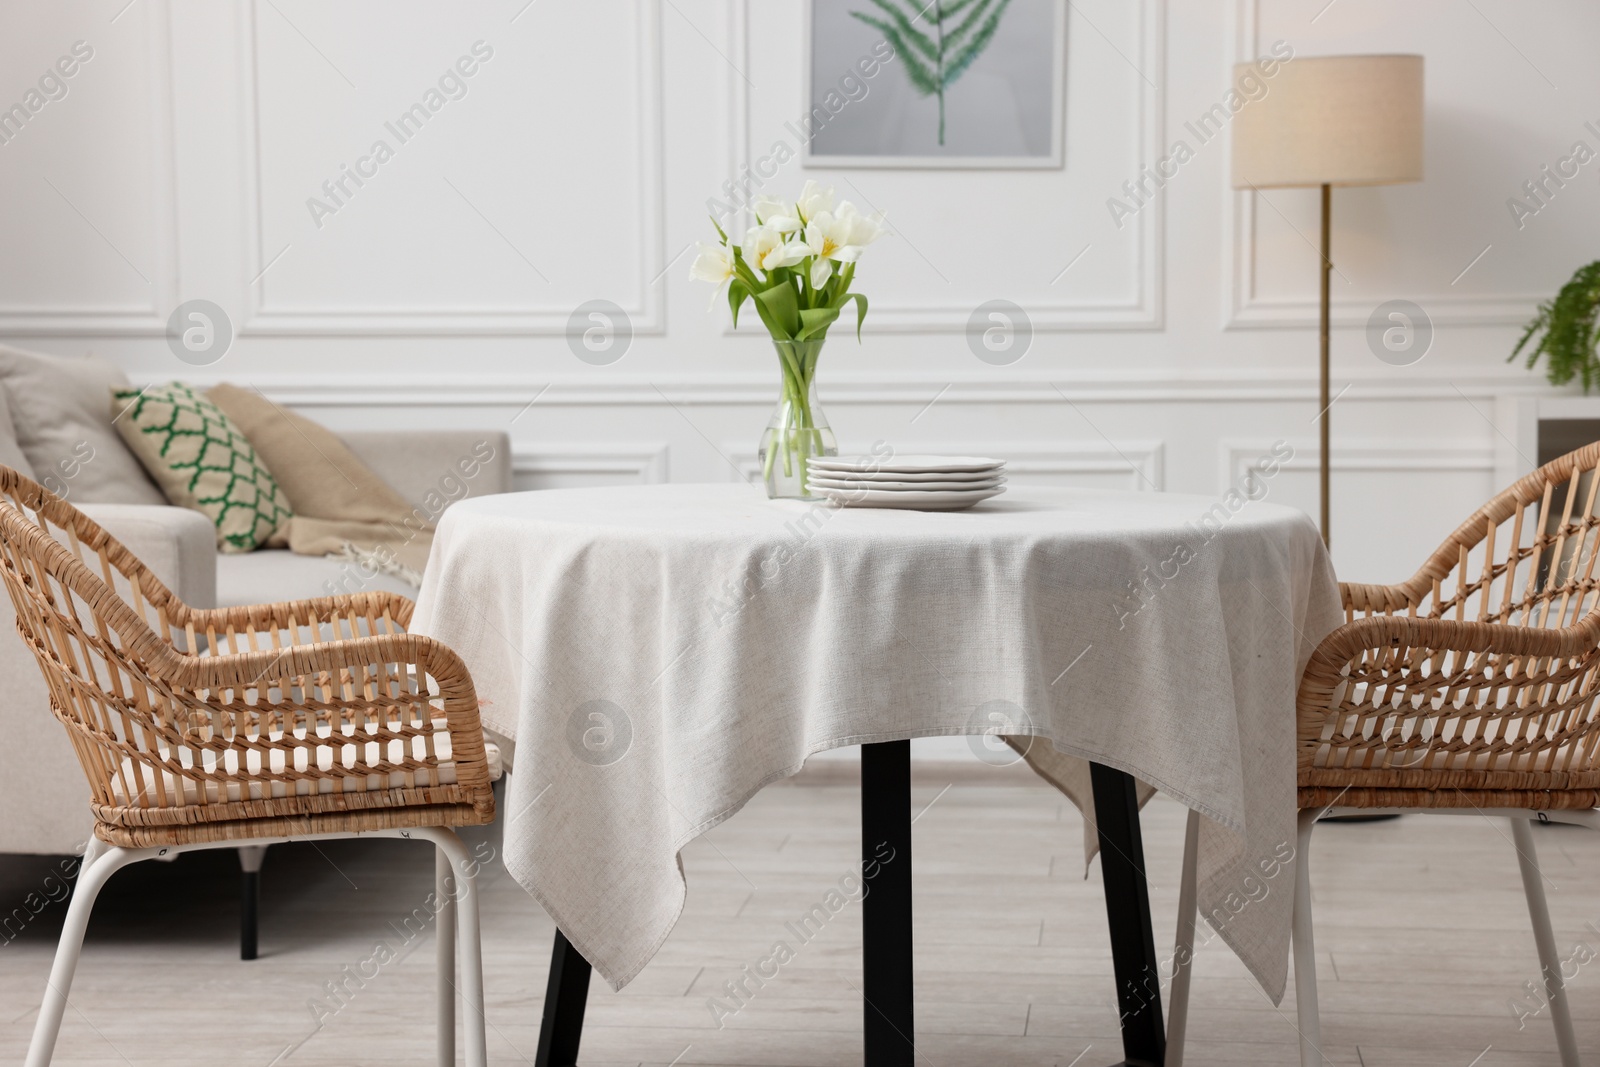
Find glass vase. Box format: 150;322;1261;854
759;338;837;500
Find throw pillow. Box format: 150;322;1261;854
206;383;419;525
0;380;37;480
0;344;165;505
207;383;433;575
112;383;294;553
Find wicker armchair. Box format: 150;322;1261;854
1166;442;1600;1067
0;467;495;1067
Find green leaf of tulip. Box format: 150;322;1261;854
755;282;802;339
796;306;841;341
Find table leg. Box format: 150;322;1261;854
861;740;915;1066
1089;762;1166;1067
534;929;592;1067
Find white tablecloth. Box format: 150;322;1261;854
411;484;1341;998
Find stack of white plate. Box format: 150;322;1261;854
806;455;1007;510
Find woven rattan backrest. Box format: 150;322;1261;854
0;465;486;825
0;466;192;645
1305;442;1600;779
0;468;200;811
1344;442;1600;627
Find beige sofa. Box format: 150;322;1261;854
0;428;513;856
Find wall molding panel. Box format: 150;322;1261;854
0;0;179;335
237;0;666;337
511;443;671;488
149;372;1558;409
1221;439;1497;491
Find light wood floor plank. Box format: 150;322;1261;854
3;779;1598;1064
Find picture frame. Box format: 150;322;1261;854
801;0;1067;170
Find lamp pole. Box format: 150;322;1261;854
1318;182;1332;548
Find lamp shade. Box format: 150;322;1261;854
1232;54;1423;189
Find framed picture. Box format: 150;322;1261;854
802;0;1066;169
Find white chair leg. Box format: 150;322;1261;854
79;837;109;869
25;845;145;1067
1293;808;1323;1067
1511;817;1581;1067
436;846;457;1067
417;830;486;1067
1165;808;1201;1067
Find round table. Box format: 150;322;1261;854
412;482;1341;1063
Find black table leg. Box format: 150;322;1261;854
534;929;592;1067
861;740;915;1066
1089;762;1166;1067
239;868;259;961
237;845;265;961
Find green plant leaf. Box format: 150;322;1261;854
796;306;842;341
849;14;941;95
937;0;987;21
852;0;1013;144
841;292;868;340
944;0;1011;86
728;278;750;329
861;0;939;62
755;282;802;340
1511;261;1600;392
940;0;994;53
729;246;761;290
832;261;857;296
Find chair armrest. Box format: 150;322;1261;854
1299;612;1599;718
338;430;512;509
189;589;417;643
77;504;217;610
1340;579;1425;615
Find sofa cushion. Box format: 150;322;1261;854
206;384;418;525
215;547;418;609
207;383;433;574
79;503;218;612
0;379;36;479
113;382;294;553
0;344;164;505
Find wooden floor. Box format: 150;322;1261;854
4;767;1599;1066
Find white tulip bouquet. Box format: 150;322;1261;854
691;181;886;497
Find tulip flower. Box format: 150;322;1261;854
689;242;735;308
742;224;809;274
752;195;801;233
796;180;835;225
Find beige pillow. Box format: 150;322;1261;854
207;383;417;523
207;384;432;575
0;344;164;505
0;379;36;480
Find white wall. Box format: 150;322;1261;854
2;0;1599;592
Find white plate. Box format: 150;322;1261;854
816;486;1006;510
808;475;1006;492
809;466;1006;484
810;454;1005;475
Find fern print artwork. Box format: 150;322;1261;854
806;0;1062;166
850;0;1015;146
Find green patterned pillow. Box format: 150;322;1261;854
111;383;293;553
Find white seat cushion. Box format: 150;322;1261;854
215;548;418;609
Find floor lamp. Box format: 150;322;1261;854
1231;54;1424;546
